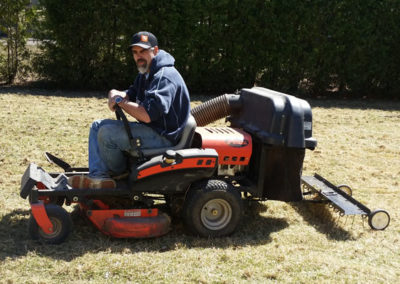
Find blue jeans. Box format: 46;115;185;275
88;119;173;178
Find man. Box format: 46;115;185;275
69;31;191;189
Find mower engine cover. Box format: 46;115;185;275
194;127;252;166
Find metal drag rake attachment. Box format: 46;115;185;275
301;174;390;231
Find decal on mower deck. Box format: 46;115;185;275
124;210;145;217
87;209;159;230
137;157;217;179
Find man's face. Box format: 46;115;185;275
132;46;158;74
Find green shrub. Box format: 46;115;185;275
0;0;35;84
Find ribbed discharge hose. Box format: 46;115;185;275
191;94;241;126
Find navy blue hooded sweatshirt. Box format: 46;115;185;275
126;50;190;144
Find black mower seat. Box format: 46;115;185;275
140;115;197;157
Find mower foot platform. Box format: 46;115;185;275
301;174;390;230
20;163;68;199
20;163;132;203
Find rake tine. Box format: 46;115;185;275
323;204;332;223
338;214;345;227
361;215;368;229
333;212;341;227
322;207;329;222
342;215;348;227
350;215;355;229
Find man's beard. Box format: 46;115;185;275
137;60;149;74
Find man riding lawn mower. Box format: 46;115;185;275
19;32;390;244
20;86;390;244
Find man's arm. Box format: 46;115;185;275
108;89;151;123
118;100;151;123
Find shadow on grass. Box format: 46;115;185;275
0;203;288;261
290;201;357;241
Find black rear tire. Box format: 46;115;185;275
182;179;242;237
28;204;72;244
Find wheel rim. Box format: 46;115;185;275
38;217;62;239
338;185;352;196
201;198;232;230
370;211;390;230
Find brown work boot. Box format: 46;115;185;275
68;175;116;189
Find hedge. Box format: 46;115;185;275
30;0;400;97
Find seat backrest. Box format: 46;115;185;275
140;115;197;157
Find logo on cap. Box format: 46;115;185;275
141;35;148;42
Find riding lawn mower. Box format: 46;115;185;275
20;87;390;244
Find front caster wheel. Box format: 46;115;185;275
183;180;242;237
368;209;390;230
28;204;72;244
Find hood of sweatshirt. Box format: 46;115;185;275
149;50;175;76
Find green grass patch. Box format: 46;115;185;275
0;88;399;283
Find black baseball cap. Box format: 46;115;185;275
128;31;158;49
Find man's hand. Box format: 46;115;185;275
108;89;128;111
107;89;151;123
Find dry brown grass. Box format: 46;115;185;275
0;87;399;283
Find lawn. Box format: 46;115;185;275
0;87;399;283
